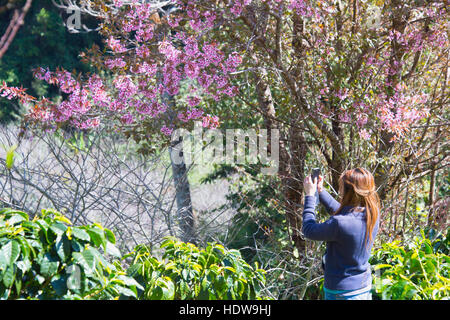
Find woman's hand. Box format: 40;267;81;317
304;176;317;197
317;175;324;193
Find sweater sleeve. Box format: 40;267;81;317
319;189;341;214
302;195;339;241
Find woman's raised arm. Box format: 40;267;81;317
317;176;340;214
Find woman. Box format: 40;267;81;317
302;167;380;300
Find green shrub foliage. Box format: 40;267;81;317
0;208;142;299
124;237;267;300
0;208;267;300
371;230;450;300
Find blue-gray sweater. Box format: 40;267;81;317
302;189;379;291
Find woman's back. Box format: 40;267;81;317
302;167;381;298
303;191;379;290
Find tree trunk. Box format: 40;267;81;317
330;110;345;193
253;63;306;254
427;128;441;229
280;126;307;254
159;72;196;244
169;134;197;244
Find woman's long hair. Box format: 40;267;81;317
333;168;381;247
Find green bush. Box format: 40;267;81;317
0;208;142;299
0;207;268;300
371;230;450;300
124;237;268;300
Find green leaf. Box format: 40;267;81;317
160;277;175;300
71;239;83;252
117;285;138;298
73;248;96;274
5;211;28;225
49;222;68;236
0;240;21;268
5;144;17;170
86;227;106;248
179;280;189;299
39;253;60;278
51;274;68;296
374;264;393;270
116;274;144;290
126;263;143;278
2;265;16;287
16;259;31;273
104;229;116;244
54;214;72;225
55;235;71;261
14;276;22;297
215;275;226;294
71;227;90;242
105;242;121;258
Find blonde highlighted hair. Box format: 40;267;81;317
334;168;381;247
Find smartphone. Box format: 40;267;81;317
311;168;321;206
311;168;321;182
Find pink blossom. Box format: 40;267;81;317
105;57;127;69
288;0;314;16
202;114;220;129
202;43;223;67
106;36;127;53
161;125;174;136
356;113;368;127
121;112;134;125
113;0;123;8
80;117;100;129
131;62;157;75
335;88;349;100
338;111;350;123
184;60;200;79
167;14;183;28
222;51;242;73
187;96;201;107
113;76;137;100
159;39;181;62
197;73;213;89
178;107;204;122
136;23;154;42
184;36;200;57
358;129;371;140
109;100;126;112
319;87;329;95
215;75;229;89
136;45;150;58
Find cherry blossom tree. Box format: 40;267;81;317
1;0;448;256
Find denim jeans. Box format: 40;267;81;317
324;285;372;300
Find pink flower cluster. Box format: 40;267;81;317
105;57;127;69
178;107;204;123
288;0;314;17
229;0;253;17
135;100;167;118
202;114;220;129
160;125;174;136
0;82;35;103
376;90;430;140
107;36;127;53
